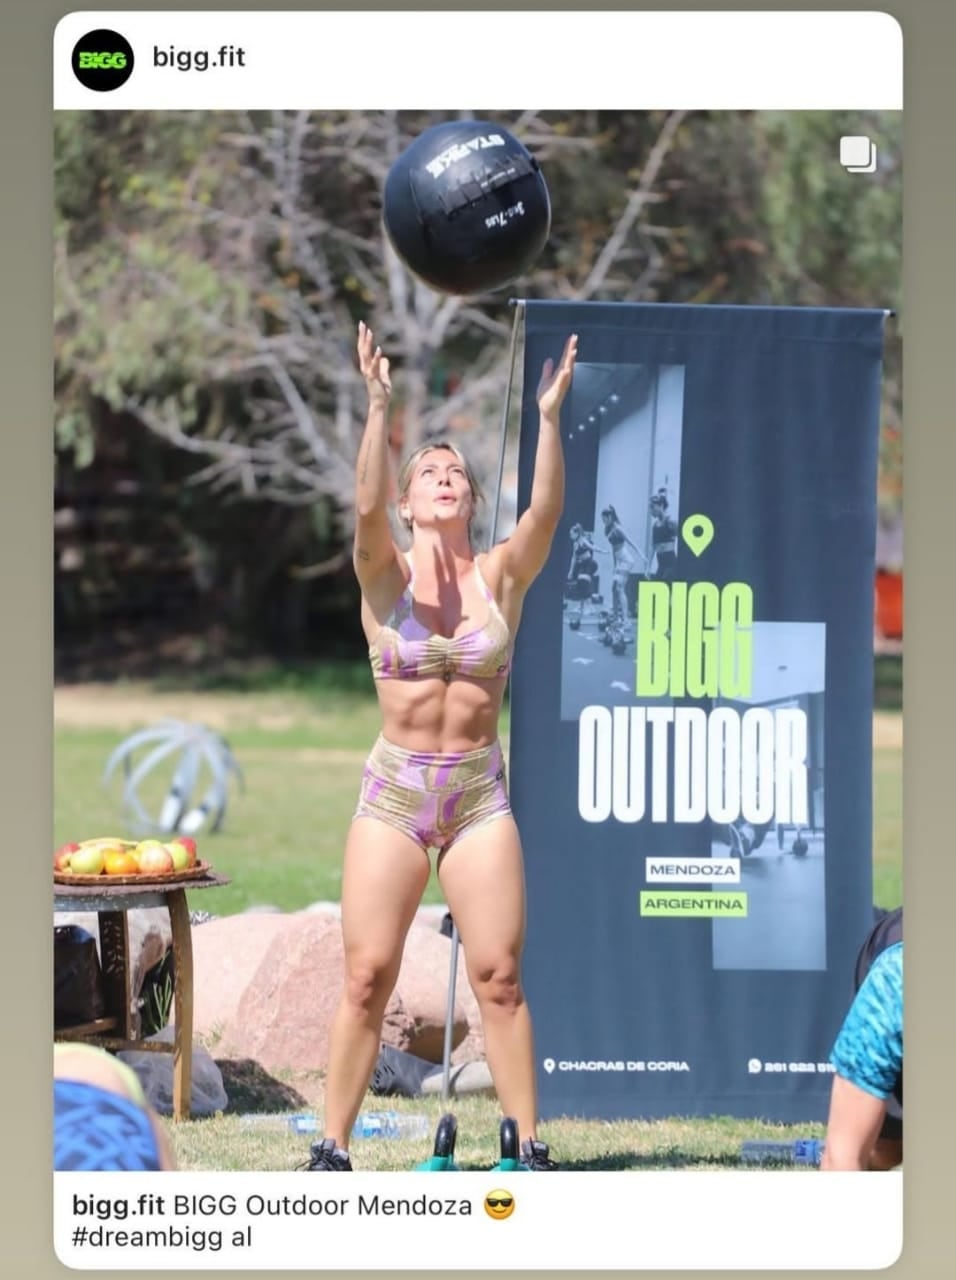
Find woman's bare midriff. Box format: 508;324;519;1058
375;676;506;755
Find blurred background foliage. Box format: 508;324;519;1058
54;109;902;678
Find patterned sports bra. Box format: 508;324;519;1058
369;557;512;681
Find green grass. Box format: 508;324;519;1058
166;1093;825;1173
53;687;902;1170
873;736;902;909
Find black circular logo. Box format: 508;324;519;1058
71;29;135;92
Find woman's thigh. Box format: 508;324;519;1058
340;817;432;964
437;816;526;968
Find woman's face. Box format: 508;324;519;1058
401;449;474;532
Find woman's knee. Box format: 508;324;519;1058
343;955;399;1015
469;958;524;1013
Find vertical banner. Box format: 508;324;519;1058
510;302;887;1122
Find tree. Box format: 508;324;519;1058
54;109;902;658
54;109;693;540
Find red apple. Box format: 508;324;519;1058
54;842;81;872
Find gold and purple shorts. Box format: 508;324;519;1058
353;735;511;853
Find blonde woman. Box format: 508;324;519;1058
302;321;577;1171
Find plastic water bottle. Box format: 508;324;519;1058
238;1113;315;1133
352;1111;431;1141
286;1113;321;1136
740;1138;825;1166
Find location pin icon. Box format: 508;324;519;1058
543;1058;556;1074
682;514;715;557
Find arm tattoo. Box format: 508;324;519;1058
356;547;370;561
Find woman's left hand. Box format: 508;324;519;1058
537;333;578;420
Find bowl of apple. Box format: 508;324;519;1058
54;836;209;885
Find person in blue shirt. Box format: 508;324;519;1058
54;1041;176;1171
821;935;902;1171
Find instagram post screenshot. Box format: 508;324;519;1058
52;9;902;1271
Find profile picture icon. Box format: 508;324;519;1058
71;29;135;92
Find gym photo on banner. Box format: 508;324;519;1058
555;356;828;974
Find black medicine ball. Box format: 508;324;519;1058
383;119;551;296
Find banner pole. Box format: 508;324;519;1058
440;298;526;1101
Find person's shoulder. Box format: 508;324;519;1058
854;907;902;988
838;942;902;1049
873;940;903;974
858;942;903;1010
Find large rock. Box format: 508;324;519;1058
392;921;469;1061
421;1059;494;1097
219;913;415;1073
183;910;476;1074
118;1026;228;1117
186;912;293;1039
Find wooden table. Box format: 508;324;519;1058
53;871;229;1121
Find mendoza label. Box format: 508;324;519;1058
640;890;748;917
645;856;741;884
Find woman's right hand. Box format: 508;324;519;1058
357;321;392;406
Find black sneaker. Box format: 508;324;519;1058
520;1138;559;1170
297;1138;353;1171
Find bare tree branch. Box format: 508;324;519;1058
287;551;350;580
575;110;688;299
